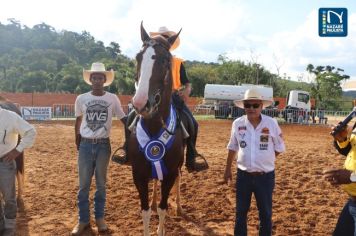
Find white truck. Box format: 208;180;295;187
203;84;273;119
286;90;311;111
283;90;311;122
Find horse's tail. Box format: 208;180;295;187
16;152;24;175
16;137;25;205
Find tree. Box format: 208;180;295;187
306;64;350;109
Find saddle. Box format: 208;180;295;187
111;107;208;171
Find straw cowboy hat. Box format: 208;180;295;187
234;88;273;109
150;26;180;51
83;62;115;87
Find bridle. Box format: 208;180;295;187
134;37;172;119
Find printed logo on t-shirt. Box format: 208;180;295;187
238;126;247;131
260;135;269;143
260;143;268;150
85;100;110;131
240;140;247;148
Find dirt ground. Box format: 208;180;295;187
15;119;348;236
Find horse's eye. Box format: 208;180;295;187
151;55;156;60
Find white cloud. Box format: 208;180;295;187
0;0;355;81
266;11;356;80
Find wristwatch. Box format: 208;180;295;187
350;171;356;182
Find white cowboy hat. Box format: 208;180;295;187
83;62;115;87
149;26;180;51
234;88;273;109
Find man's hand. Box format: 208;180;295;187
331;123;349;142
75;134;81;151
3;149;21;162
223;168;232;184
323;168;352;185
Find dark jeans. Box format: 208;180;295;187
333;199;356;236
235;169;275;236
172;93;198;164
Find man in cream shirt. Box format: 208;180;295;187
0;107;36;236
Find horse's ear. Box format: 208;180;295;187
140;21;150;42
168;28;182;49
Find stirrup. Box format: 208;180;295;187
193;153;209;171
186;153;209;172
111;147;129;165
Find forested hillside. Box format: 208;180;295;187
0;19;350;108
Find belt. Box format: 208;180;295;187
238;169;266;177
248;171;265;177
81;137;110;144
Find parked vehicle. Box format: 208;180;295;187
203;84;312;121
204;84;273;119
283;90;311;122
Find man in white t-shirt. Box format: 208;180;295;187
223;88;285;236
71;62;126;235
0;106;36;236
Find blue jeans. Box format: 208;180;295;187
333;199;356;236
172;93;198;163
235;169;275;236
77;142;111;224
0;160;17;229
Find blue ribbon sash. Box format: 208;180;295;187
136;104;177;180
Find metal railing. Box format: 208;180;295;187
24;103;353;125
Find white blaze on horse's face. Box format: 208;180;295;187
132;46;155;111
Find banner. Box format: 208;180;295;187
21;107;52;120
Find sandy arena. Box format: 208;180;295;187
15;119;347;235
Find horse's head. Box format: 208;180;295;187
132;22;181;118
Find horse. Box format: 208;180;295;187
129;22;184;236
0;96;25;209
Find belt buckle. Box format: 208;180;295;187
92;138;98;144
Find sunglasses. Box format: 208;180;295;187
243;103;261;109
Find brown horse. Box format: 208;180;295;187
0;96;25;209
129;23;184;236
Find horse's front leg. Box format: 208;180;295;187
157;174;177;236
173;173;183;216
150;179;158;212
134;176;151;236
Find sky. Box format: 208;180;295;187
1;0;355;83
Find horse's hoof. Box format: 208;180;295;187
17;197;25;212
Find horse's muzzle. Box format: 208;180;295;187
134;91;161;118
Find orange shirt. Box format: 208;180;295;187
171;57;183;91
